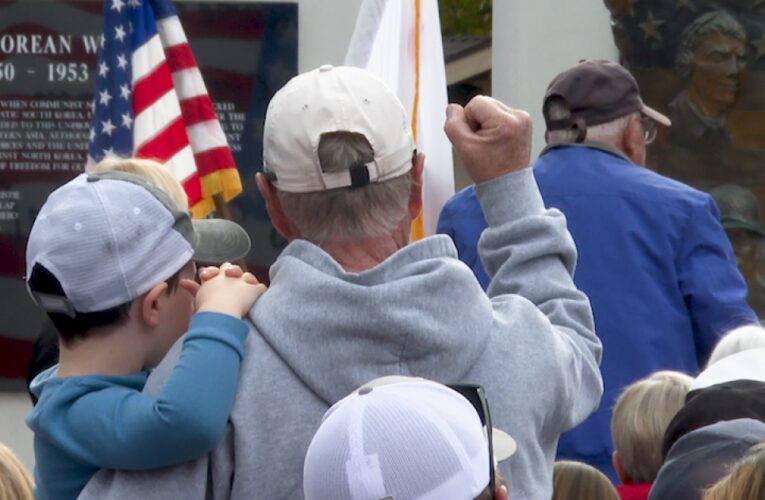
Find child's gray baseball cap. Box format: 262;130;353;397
26;170;250;316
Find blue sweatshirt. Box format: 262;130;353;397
26;311;249;500
437;143;756;479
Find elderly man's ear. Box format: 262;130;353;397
621;115;647;167
408;152;425;220
255;172;301;241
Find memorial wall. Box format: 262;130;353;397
0;0;297;382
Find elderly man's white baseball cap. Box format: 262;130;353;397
263;65;415;193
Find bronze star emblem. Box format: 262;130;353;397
639;11;665;42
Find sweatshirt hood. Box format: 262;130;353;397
248;236;494;405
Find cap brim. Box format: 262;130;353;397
492;428;517;462
192;218;251;264
720;217;765;236
641;104;671;127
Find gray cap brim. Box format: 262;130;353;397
192;218;251;264
721;217;765;236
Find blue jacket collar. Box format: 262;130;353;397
539;141;632;163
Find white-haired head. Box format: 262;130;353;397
708;324;765;367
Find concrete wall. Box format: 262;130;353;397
493;1;618;157
189;0;361;72
292;0;361;71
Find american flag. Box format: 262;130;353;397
87;0;242;217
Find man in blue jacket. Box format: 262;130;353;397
438;59;757;480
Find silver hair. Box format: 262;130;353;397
675;11;747;80
277;132;413;244
547;113;634;146
707;324;765;366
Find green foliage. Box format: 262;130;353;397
439;0;492;37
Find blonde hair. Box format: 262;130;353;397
93;157;189;210
0;443;34;500
708;325;765;366
552;461;619;500
611;370;693;483
703;443;765;500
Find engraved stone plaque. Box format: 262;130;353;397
0;0;297;381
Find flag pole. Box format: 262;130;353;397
211;193;248;269
212;193;233;220
410;0;424;241
345;0;454;239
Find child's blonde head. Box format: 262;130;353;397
93;157;189;210
611;370;693;483
552;460;619;500
0;443;34;500
703;443;765;500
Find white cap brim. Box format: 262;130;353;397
642;104;671;127
493;428;517;462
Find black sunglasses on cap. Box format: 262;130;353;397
447;383;496;496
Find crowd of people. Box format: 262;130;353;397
2;58;765;500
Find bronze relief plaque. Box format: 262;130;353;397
606;0;765;315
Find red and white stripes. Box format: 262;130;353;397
131;13;237;211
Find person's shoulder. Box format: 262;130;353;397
593;158;711;210
537;145;715;210
58;372;148;396
442;184;478;211
627;167;712;205
28;372;148;429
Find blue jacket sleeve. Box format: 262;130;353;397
677;197;757;364
62;312;249;469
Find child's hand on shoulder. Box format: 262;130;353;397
182;263;267;318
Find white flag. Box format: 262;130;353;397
346;0;454;239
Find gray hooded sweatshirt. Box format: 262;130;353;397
80;169;603;500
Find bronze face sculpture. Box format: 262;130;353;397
675;12;747;123
661;12;749;186
605;2;765;190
